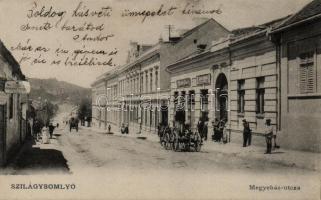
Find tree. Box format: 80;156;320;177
77;98;92;126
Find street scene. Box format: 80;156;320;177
1;105;318;176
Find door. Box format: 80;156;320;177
0;104;7;166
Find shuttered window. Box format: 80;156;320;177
299;52;315;94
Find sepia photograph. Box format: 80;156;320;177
0;0;320;199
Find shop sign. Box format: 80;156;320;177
191;78;197;87
5;81;31;94
197;74;211;85
176;78;191;88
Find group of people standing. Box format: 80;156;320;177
196;117;281;154
212;119;228;143
32;120;57;144
242;118;280;154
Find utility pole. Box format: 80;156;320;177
164;25;175;41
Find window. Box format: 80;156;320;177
145;73;148;92
173;91;179;112
256;77;265;115
155;70;158;90
299;52;315;93
140;74;143;93
180;91;186;110
188;90;195;111
200;89;209;121
9;94;13;119
237;80;245;113
200;89;208;111
150;72;153;92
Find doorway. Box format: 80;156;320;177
215;73;228;121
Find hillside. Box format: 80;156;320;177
28;78;91;105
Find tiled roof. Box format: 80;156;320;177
180;18;229;38
277;0;321;28
232;15;291;39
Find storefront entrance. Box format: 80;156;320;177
215;73;228;121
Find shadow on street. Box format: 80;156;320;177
8;139;70;175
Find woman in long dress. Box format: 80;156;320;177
41;124;50;144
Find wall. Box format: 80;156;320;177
160;19;230;91
169;48;230;134
91;81;106;129
0;50;26;166
230;35;278;147
279;20;321;152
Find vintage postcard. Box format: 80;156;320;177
0;0;320;199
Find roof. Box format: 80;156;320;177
0;40;25;80
180;18;230;38
231;15;291;40
272;0;321;32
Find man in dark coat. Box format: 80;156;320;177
202;122;208;141
48;123;55;139
242;119;251;147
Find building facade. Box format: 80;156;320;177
167;18;285;146
0;40;29;166
92;0;321;153
271;0;321;152
92;42;171;135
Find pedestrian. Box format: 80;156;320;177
121;123;125;134
264;119;273;154
197;120;203;137
242;119;251;147
212;118;220;142
48;122;55;139
125;123;129;134
273;128;280;150
41;123;50;144
56;123;59;128
222;123;228;144
218;120;225;142
33;119;43;141
202;121;208;141
108;124;111;133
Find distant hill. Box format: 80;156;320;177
28;78;91;105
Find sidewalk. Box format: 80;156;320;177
83;126;321;172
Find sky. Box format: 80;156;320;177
0;0;312;88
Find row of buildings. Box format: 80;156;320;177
92;0;321;152
0;40;30;166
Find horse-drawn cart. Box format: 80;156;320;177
158;125;202;152
172;128;202;152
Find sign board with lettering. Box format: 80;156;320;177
192;78;197;87
197;74;211;85
5;81;31;94
176;78;191;88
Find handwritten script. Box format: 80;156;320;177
11;1;222;68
